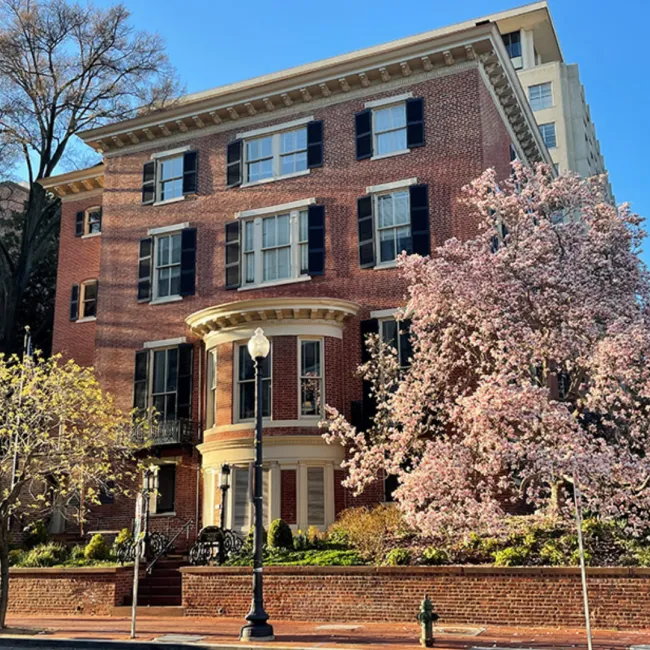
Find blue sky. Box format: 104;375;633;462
94;0;649;263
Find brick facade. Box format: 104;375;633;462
48;60;513;535
181;565;650;629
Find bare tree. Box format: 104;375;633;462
0;0;180;353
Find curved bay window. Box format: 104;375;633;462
236;342;271;421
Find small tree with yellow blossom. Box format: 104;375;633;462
0;353;144;627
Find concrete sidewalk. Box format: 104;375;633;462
1;615;650;649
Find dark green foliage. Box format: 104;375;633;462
18;542;69;567
267;519;293;550
384;548;411;566
23;520;49;549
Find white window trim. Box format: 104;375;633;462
148;222;190;236
296;461;335;530
364;92;413;109
151;149;187;204
79;280;98;320
150;295;184;306
81;232;101;240
366;177;418;194
236;116;314;140
528;82;554;111
150;145;191;160
370;148;411;162
152;195;186;208
144;336;187;350
233;340;273;424
370;308;399;319
237;197;316;220
239;207;310;290
297;337;325;421
146;458;180;516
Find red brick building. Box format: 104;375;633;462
40;19;551;540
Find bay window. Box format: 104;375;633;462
236;343;272;421
299;338;324;417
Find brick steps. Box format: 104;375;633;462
122;555;186;608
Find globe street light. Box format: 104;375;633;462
240;328;274;642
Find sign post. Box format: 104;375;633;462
130;493;144;639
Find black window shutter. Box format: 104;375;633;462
226;140;243;188
137;237;153;302
406;98;425;149
142;161;155;204
69;284;79;321
177;343;193;420
399;318;414;366
180;227;197;296
183;151;198;195
360;318;379;430
225;220;241;289
75;211;84;237
357;195;375;268
307;204;325;275
133;349;149;412
355;109;373;160
409;184;430;256
306;120;324;168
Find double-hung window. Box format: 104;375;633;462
75;207;102;237
236;343;272;421
159;155;184;201
502;31;522;68
150;464;176;515
539;122;557;149
528;82;552;111
244;127;307;184
155;232;182;299
151;347;179;421
307;467;325;527
141;149;198;205
380;318;413;370
374;104;407;156
242;209;309;287
299;339;323;417
206;349;217;429
376;190;412;264
70;279;98;322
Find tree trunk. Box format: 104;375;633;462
0;522;11;629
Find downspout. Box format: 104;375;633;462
195;342;203;538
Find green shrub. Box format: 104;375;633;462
24;521;49;549
8;549;24;566
493;546;529;567
70;545;86;561
19;543;69;567
267;519;293;550
421;547;449;565
293;530;308;551
327;505;408;561
384;548;412;566
84;534;110;561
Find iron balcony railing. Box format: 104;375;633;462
133;418;197;447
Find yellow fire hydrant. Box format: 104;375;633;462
416;594;439;647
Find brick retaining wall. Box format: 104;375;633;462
180;565;650;629
8;567;133;616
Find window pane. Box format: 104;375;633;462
276;214;290;245
381;320;398;348
238;345;255;381
374;107;391;132
166;348;178;392
170;234;181;264
153;395;165;417
158;267;170;297
396;225;412;255
391;105;406;128
307;467;325;526
239;382;255;420
244;221;254;252
153;350;166;393
262;217;276;248
170;265;181;296
399;323;414;368
262;378;271;417
165;392;177;420
377;195;393;227
277;247;290;279
301;340;320;376
245;253;255;283
158;236;169;266
380;229;396;262
394;191;409;224
83;282;97;300
234;467;250;530
248;159;273;182
299;211;308;242
263;249;277;281
157;465;176;513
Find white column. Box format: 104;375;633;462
521;29;535;70
270;461;281;524
297;461;307;530
324;462;335;527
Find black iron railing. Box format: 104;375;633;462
133;418;196;447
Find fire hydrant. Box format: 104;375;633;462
416;594;438;647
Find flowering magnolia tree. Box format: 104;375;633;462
0;353;143;627
325;163;650;543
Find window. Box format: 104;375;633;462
154;232;181;299
299;339;323;417
75;207;102;237
151;347;179;421
528;83;552;111
244;127;307;184
76;280;98;320
380;318;413;369
373;103;407;156
376;190;412;264
242;209;309;287
539;123;557;149
154;464;176;514
307;467;325;527
236;343;272;421
502;31;522;68
159;155;184;201
231;464;270;532
206;349;217;429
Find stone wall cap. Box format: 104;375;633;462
10;565;130;575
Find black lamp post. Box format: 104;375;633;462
142;465;159;545
218;463;231;530
240;328;274;642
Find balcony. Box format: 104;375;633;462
133;419;197;448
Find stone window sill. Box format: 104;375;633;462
76;316;97;323
238;275;311;292
370;149;411;162
240;169;310;188
150;295;183;305
81;232;101;239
